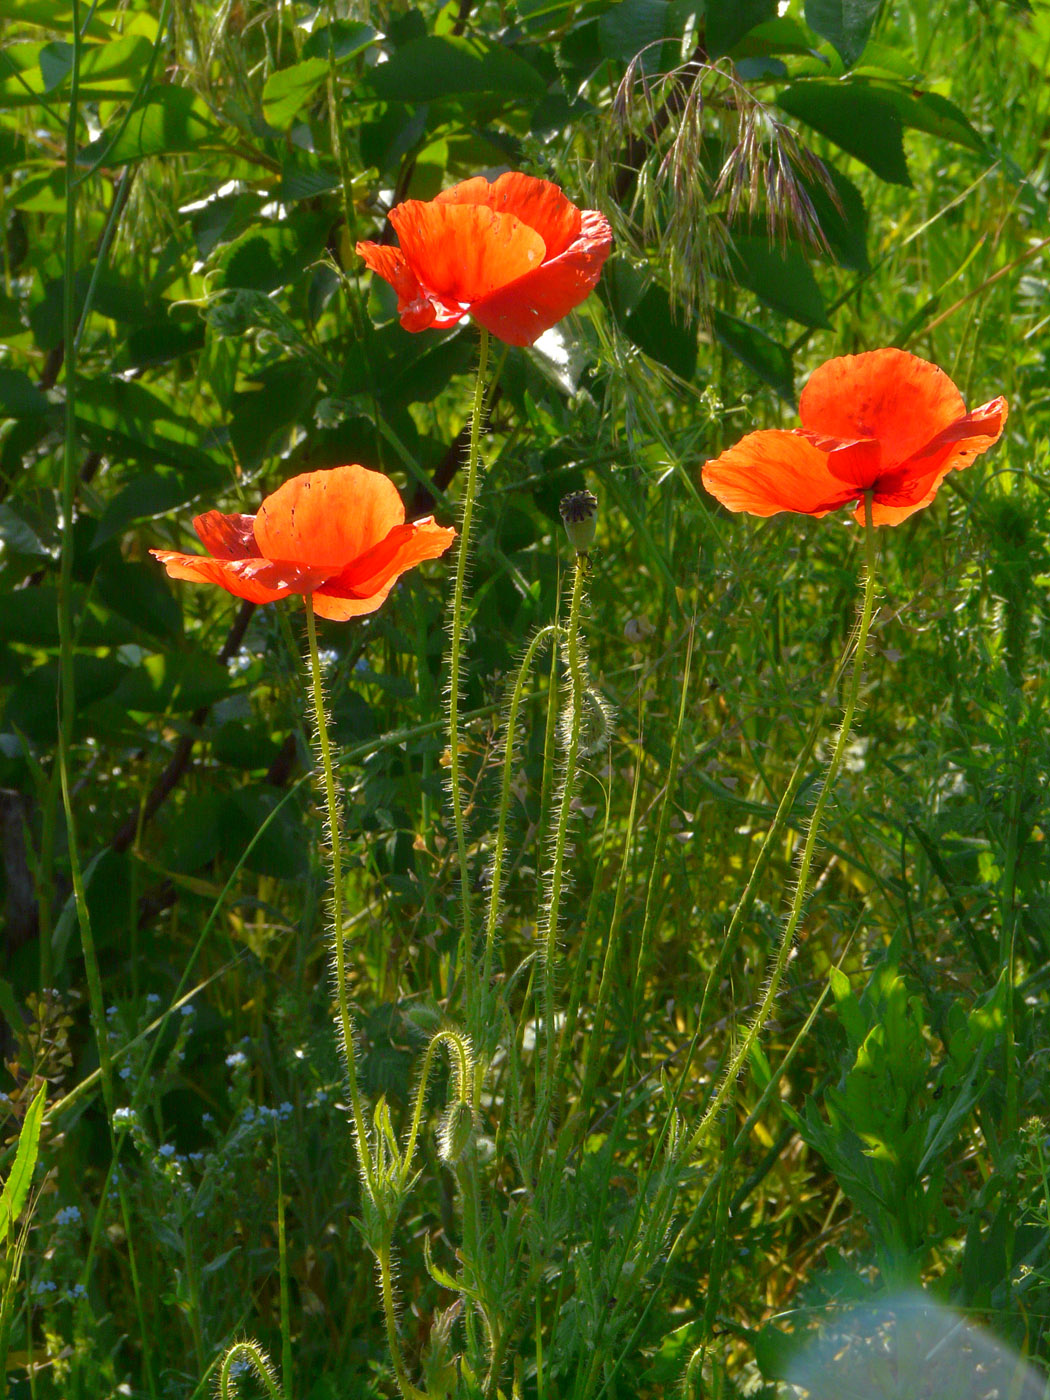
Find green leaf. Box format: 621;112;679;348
302;20;376;62
606;264;697;379
109;651;233;714
805;165;869;272
874;84;986;155
706;0;777;56
804;0;881;67
261;57;329;129
0;1082;46;1246
5;656;128;743
368;35;546;102
712;310;794;400
94;466;227;546
598;0;673;67
0;36;153;105
85;84;223;164
729;235;829;327
280;153;340;202
0;368;52;419
218;212;332;292
777;80;911;185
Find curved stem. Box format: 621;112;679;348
303;597;375;1198
400;1028;473;1185
686;492;879;1157
542;559;587;1094
218;1341;284;1400
449;326;490;1002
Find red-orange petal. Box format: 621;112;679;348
253;466;405;572
437;173;582;261
877;395;1008;500
702;431;860;518
355;241;444;332
193;510;259;560
389;202;547;307
150;550;299;605
322;518;457;599
311;584;397;622
468;208;613;347
799;349;967;475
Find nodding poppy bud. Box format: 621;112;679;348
560;489;598;555
438;1101;475;1163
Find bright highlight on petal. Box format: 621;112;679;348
151;465;455;620
702;349;1007;528
357;171;612;347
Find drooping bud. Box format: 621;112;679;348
560;489;598;555
438;1100;475;1163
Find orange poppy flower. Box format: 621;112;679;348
151;465;455;620
356;172;613;347
702;349;1008;526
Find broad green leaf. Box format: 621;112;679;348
109;651;233;714
367;35;546;101
261;57;329;129
0;504;51;559
804;0;881;67
5;656;128;742
0;369;52;419
302;20;376;62
280;153;340;202
0;35;153;104
218;212;332;292
730;235;829;327
706;0;777;56
94;466;228;546
0;1083;46;1246
875;84;986;155
85;84;223;164
776;80;911;185
712;309;794;400
598;0;674;67
805;165;870;271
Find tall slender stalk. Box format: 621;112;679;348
303;597;375;1197
541;558;587;1094
448;327;490;998
685;491;879;1157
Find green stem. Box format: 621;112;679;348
448;326;490;1000
379;1242;428;1400
303;596;375;1198
55;0;117;1126
399;1028;472;1185
480;624;564;1016
685;491;879;1158
541;559;587;1095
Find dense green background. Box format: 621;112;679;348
1;0;1049;1394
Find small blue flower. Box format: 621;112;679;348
69;1282;87;1300
146;993;161;1006
158;1143;176;1159
55;1206;81;1226
226;1051;248;1069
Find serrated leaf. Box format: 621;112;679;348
706;0;777;56
261;57;329;129
777;80;911;185
0;1083;47;1246
729;235;829;327
804;0;881;67
712;309;794;400
85;84;223;165
368;35;545;102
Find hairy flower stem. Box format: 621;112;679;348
303;597;375;1198
541;558;587;1098
379;1242;428;1400
686;491;879;1157
449;326;490;1004
479;625;564;1040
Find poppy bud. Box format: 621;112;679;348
438;1100;475;1163
560;489;598;555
